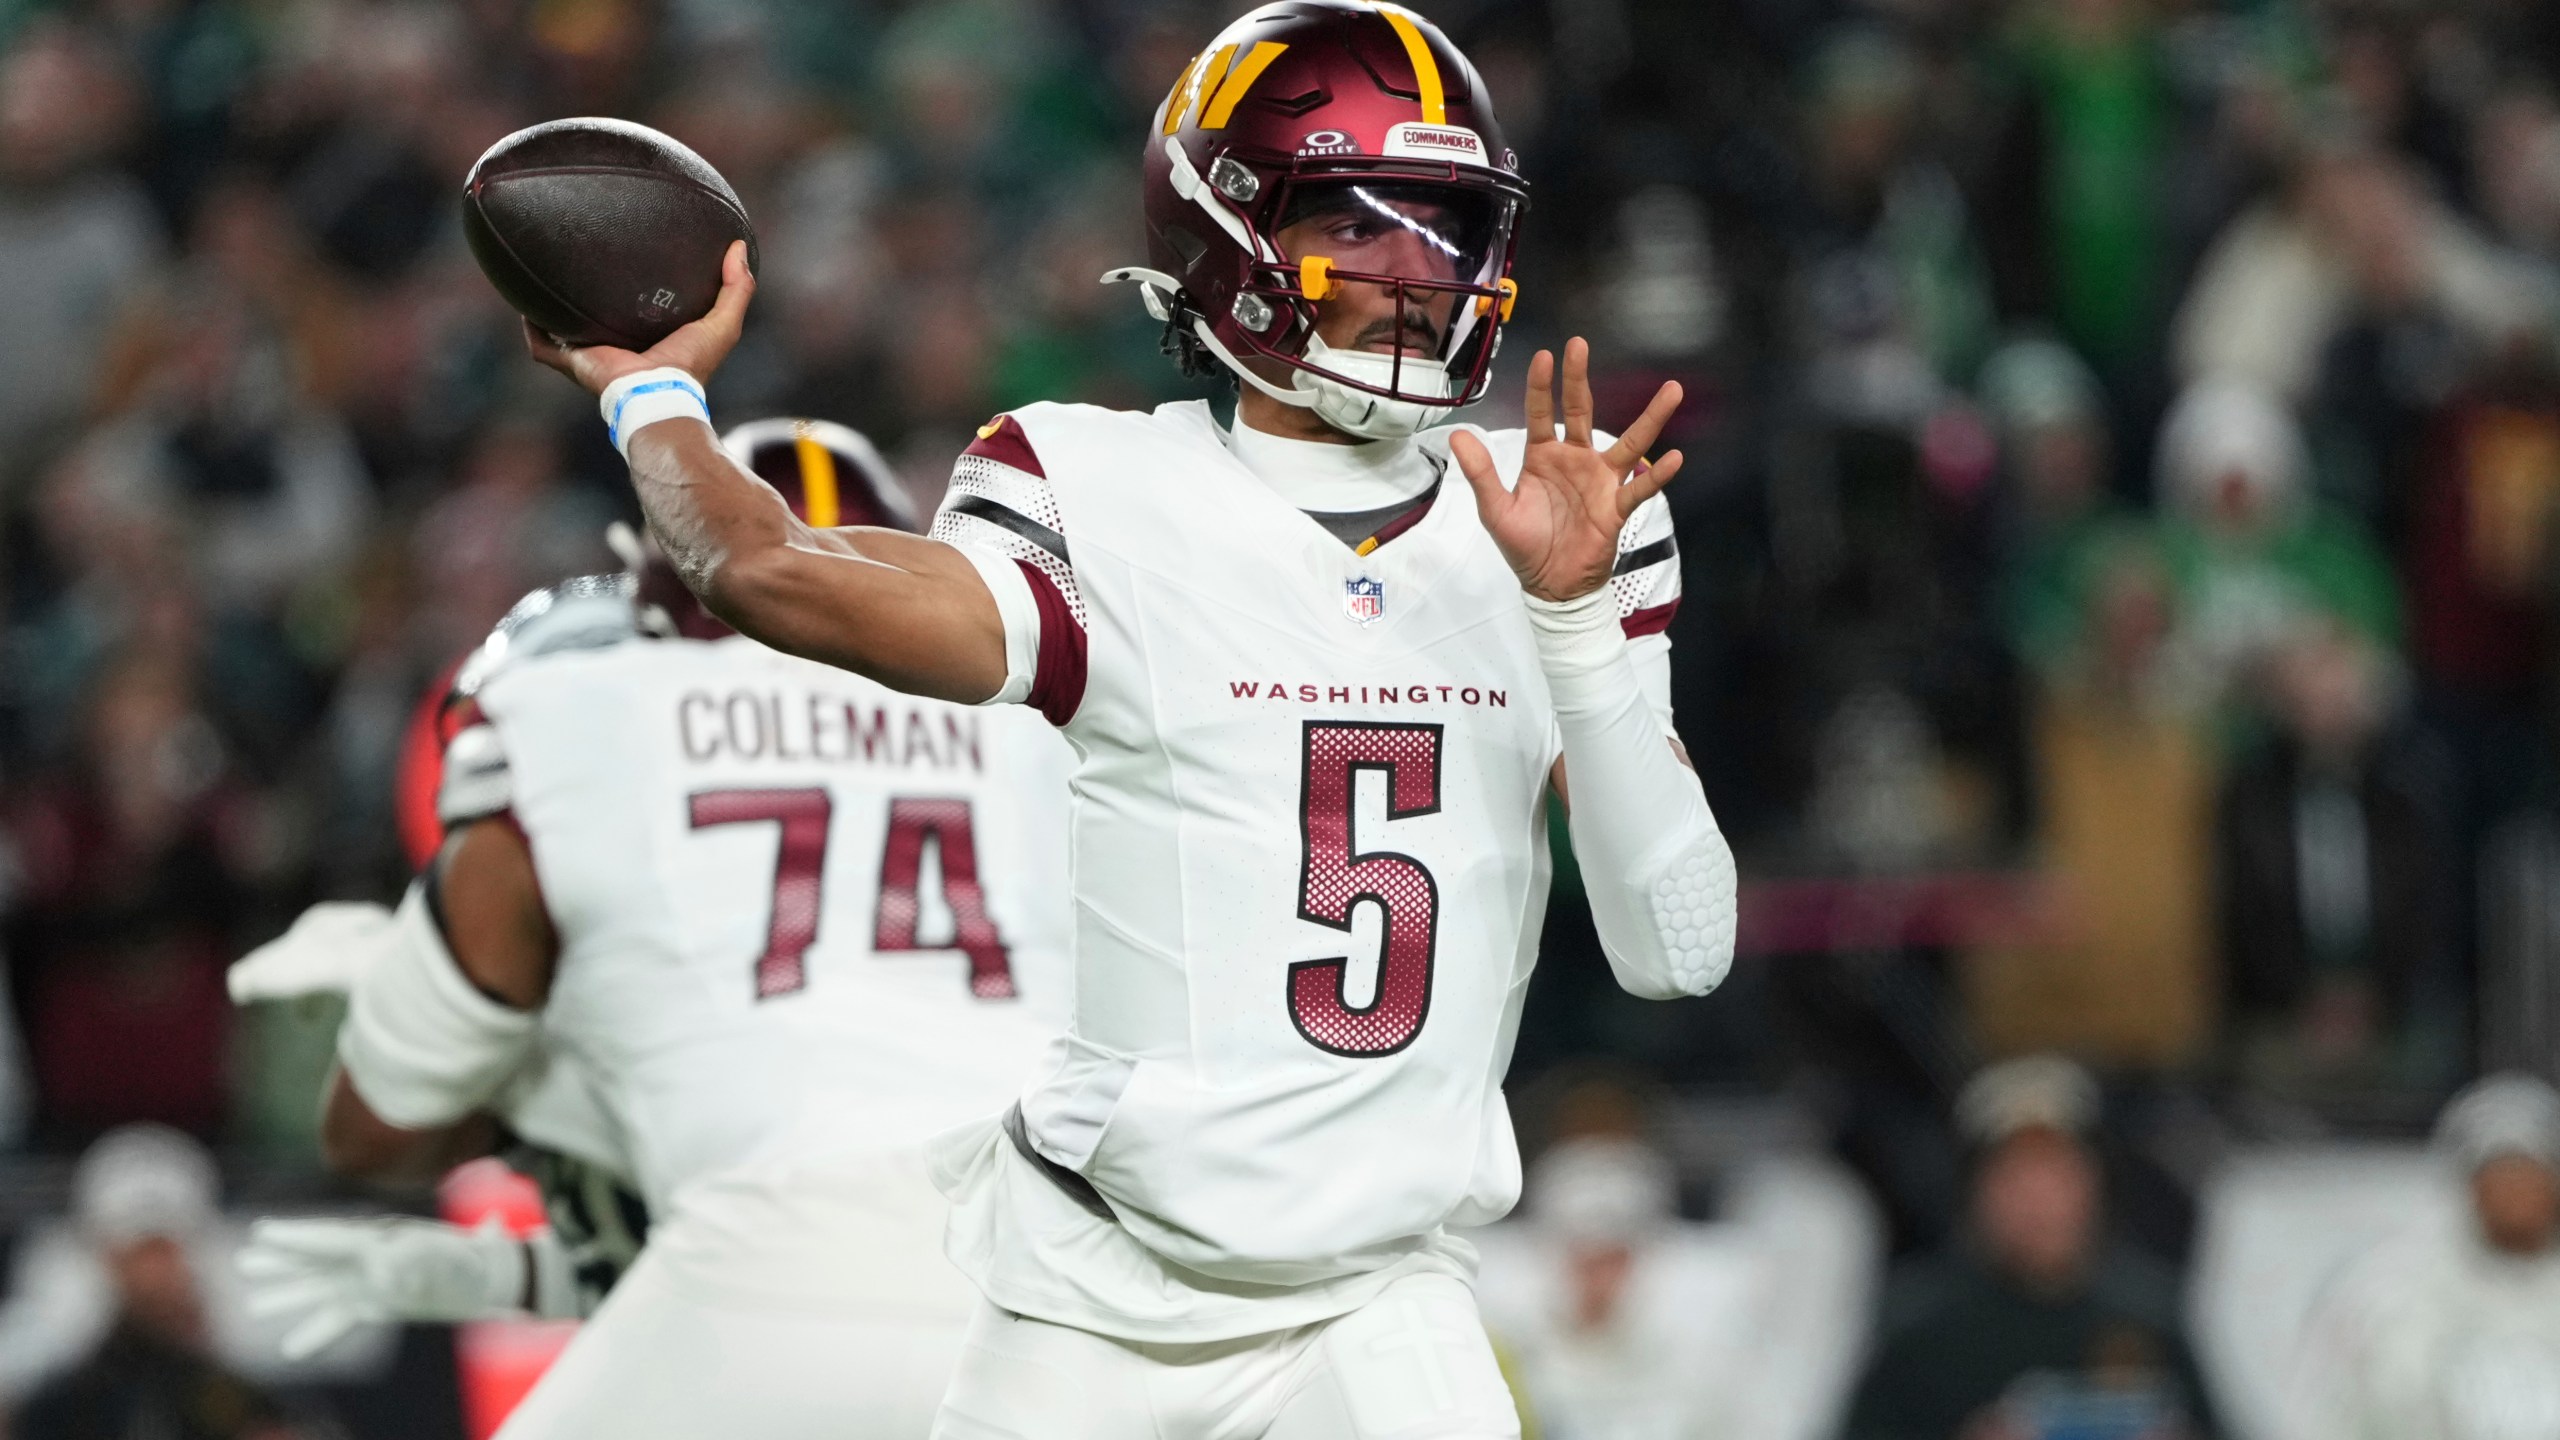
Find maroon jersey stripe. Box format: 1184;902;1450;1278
1622;600;1679;638
1017;559;1088;727
964;415;1046;478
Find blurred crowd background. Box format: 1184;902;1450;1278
0;0;2557;1434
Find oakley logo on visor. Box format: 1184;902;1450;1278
1382;122;1484;163
1300;129;1358;155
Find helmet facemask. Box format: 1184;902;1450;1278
1129;140;1526;441
1242;179;1518;438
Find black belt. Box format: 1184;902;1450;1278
1002;1104;1117;1222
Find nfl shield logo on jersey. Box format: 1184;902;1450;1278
1344;575;1385;625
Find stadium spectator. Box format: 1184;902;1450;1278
2151;377;2400;724
2217;620;2458;1092
1793;25;1994;430
86;179;374;623
406;418;611;659
1977;0;2175;391
1975;526;2217;1065
1986;334;2133;677
3;648;252;1144
2472;87;2560;270
2174;144;2543;415
0;1126;289;1436
1484;1137;1713;1438
0;20;160;477
2288;1074;2560;1440
1845;1056;2219;1440
1478;1133;1879;1440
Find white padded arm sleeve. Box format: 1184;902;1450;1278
337;885;539;1130
1535;587;1736;999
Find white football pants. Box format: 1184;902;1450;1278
929;1271;1522;1440
495;1149;975;1440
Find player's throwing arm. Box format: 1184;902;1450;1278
524;243;1012;706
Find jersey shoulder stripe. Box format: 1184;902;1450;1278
935;412;1091;725
1610;491;1681;639
948;493;1069;564
934;439;1082;623
1612;534;1675;577
966;413;1046;477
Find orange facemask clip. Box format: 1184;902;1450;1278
1475;276;1519;321
1299;255;1336;301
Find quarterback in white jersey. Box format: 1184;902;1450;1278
528;2;1737;1434
240;421;1072;1439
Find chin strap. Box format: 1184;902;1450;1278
1102;267;1319;412
1095;269;1455;441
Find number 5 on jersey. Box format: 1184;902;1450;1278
1292;722;1444;1057
689;788;1016;1001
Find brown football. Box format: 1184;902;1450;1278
462;117;757;350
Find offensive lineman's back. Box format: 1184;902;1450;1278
278;420;1079;1439
460;606;1071;1213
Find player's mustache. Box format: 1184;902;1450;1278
1355;314;1441;352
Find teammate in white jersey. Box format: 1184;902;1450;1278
234;421;1073;1438
527;3;1737;1433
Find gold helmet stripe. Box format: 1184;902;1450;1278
1201;42;1289;130
792;426;841;529
1377;7;1446;126
1188;44;1238;130
1159;51;1202;136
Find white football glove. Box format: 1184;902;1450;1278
240;1216;529;1359
227;902;399;1004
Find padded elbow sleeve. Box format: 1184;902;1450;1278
338;885;539;1130
1533;589;1737;998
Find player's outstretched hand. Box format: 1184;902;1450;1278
241;1216;527;1359
524;239;756;396
1449;337;1683;603
227;901;395;1005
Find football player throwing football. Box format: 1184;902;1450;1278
528;5;1737;1435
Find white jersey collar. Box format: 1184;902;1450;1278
1223;416;1440;513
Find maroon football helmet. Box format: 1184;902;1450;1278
1113;1;1528;439
619;417;918;639
717;417;918;533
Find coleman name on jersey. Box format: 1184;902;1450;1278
676;688;988;770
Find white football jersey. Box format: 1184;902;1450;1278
461;620;1073;1216
927;399;1681;1340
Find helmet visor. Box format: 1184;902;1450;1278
1276;181;1503;288
1260;179;1517;398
